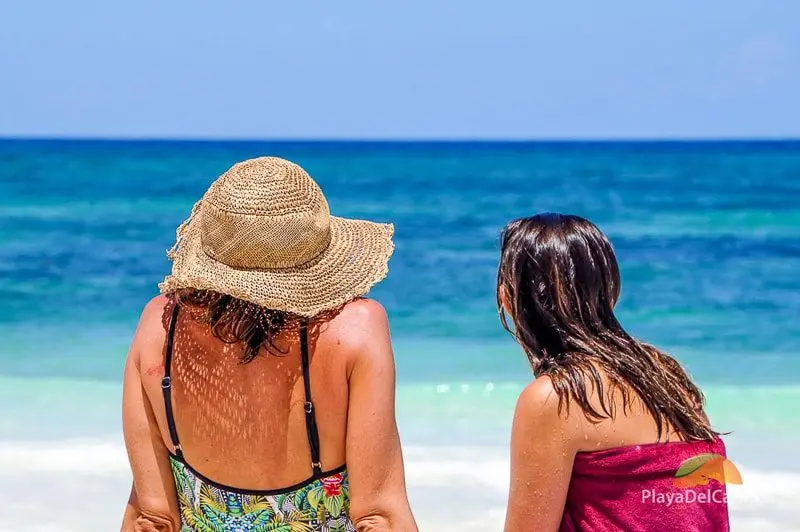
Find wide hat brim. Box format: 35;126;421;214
159;210;394;317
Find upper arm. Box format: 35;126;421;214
342;300;417;531
121;297;180;531
504;378;578;532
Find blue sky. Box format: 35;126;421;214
1;1;798;139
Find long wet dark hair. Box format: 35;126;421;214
497;213;717;441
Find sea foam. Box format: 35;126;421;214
1;438;798;531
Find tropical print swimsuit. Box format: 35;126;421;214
162;304;355;531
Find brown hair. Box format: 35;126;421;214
174;289;343;363
497;213;717;441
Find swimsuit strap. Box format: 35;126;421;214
300;321;323;476
163;307;323;477
162;302;183;459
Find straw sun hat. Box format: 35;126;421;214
159;157;394;317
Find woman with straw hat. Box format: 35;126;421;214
121;157;417;531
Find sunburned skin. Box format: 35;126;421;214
145;364;165;377
123;295;418;532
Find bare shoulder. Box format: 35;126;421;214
514;376;582;445
322;298;392;367
337;297;388;324
327;298;389;342
142;294;170;322
128;295;171;372
515;376;561;423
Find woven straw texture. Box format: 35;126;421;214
159;157;394;317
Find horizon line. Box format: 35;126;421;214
2;135;800;144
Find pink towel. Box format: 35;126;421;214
560;438;731;531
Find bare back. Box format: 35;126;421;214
138;296;351;489
569;370;686;453
125;295;417;530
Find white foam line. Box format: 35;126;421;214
0;439;127;475
2;439;799;529
727;466;800;510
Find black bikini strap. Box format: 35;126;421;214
162;302;183;459
300;322;323;476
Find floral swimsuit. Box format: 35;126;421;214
162;304;355;531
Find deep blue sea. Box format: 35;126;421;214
1;140;799;530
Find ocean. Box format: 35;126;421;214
1;139;799;531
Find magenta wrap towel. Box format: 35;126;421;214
560;438;731;531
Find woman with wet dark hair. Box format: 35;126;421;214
498;213;732;531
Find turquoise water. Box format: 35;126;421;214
1;140;799;453
2;140;800;531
